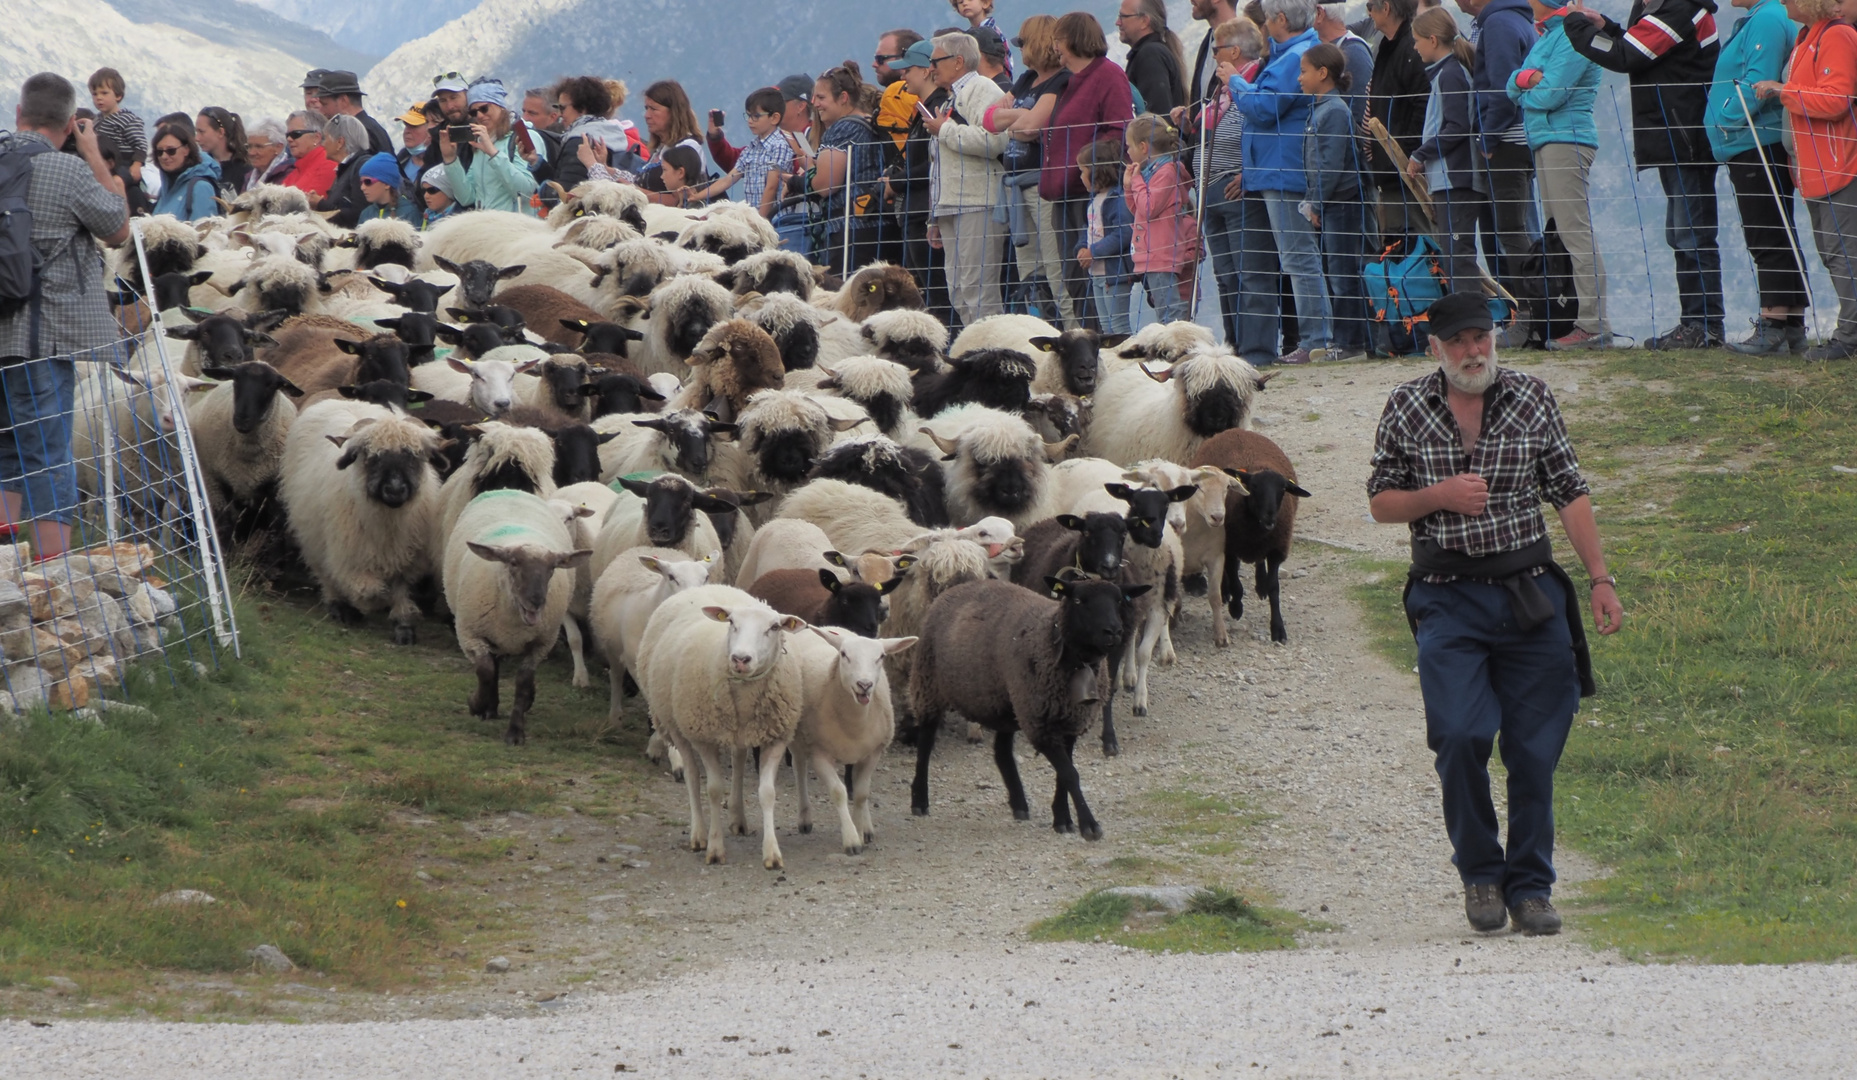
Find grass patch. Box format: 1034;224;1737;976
0;588;653;1008
1030;886;1303;953
1353;351;1857;963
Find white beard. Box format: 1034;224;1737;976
1443;348;1499;395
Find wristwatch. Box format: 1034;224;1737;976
1589;575;1617;588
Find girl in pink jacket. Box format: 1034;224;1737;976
1124;115;1200;324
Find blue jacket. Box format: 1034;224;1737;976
1414;55;1483;194
1231;27;1320;193
1471;0;1540;150
1086;187;1135;285
1705;0;1797;160
1505;14;1602;150
1303;93;1361;202
151;157;221;221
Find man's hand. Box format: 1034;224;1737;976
927;223;942;250
1223;175;1243;200
924;106;952;136
1406;156;1425;178
72;120;125;198
1590;582;1623;635
1216;60;1240;82
1431;473;1489;515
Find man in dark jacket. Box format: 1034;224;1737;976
1366;0;1430;250
1562;0;1724;349
1462;0;1540;288
1183;0;1241;154
1119;0;1186;116
314;71;395;159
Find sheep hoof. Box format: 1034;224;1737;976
763;855;783;871
1132;705;1148;717
1012;808;1031;821
730;823;749;837
392;623;417;646
1213;634;1230;649
571;673;590;690
1054;821;1076;834
911;805;929;817
671;769;684;783
706;849;726;865
1271;628;1288;644
688;837;706;852
1079;823;1104;842
863;830;875;844
843;844;862;856
799;823;813;834
503;729;525;746
329;600;365;626
1102;740;1120;758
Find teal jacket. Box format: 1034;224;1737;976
446;120;549;215
1705;0;1797;161
1505;13;1602;150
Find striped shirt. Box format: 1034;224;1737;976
93;109;147;164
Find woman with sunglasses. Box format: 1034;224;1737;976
149;123;222;221
195;107;251;194
443;79;548;215
280;110;336;200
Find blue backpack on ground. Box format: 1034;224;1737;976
1363;234;1446;328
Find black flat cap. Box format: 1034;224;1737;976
1426;291;1493;341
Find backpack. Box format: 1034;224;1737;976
0;135;53;326
1507;220;1578;346
1363;235;1445;355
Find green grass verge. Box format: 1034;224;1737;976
1030;886;1303;953
1354;351;1857;963
0;588;647;1007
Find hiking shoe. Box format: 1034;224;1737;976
1546;328;1613;352
1805;339;1857;361
1644;323;1724;351
1313;346;1368;363
1464;883;1507;932
1277;347;1314;365
1508;896;1563;936
1728;317;1801;356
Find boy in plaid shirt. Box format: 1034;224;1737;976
698;87;792;218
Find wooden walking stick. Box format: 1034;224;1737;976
1367;117;1516;305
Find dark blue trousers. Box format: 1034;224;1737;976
1406;578;1580;903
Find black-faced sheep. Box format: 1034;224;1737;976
490;283;606;347
720;250;815;301
806;435;948;528
188;361;304;533
260;323;411;398
799;356;916;441
1126;459;1251;648
433;255;527;309
590;473;733;582
345;217;421;271
517;353;599;425
544;179;650;234
586;372;665;419
165;307;283;375
912;347;1037;421
920;406;1075;531
1012;513;1130;591
711;389;866;510
222;183;313;220
736;292;824;372
563;319;646;357
443;489;590;744
279;400;447;644
908;577;1145;835
226;254;321;317
1109;320;1219;368
624;275;735;381
590;238;681;301
545;423;615;486
1086;348;1267;466
637;584;807;868
676;214;769;265
844;309;948;375
1190;429;1309;645
594;407;736;481
746;567;903;640
373;312;450;367
372;276;455;313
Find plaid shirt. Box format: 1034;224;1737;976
731;129;792;213
1368;367;1590;571
0;133;129;361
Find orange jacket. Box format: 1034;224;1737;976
1779;19;1857;199
875;81;918;153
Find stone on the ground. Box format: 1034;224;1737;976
5;665;52;711
0;580;27;623
48;675;91;711
485;956;511;974
44;976;79;995
1100;885;1200;913
246;944;296;973
153;889;217;907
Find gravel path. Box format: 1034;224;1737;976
11;356;1854;1075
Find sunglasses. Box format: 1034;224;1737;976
431;71;465;86
421;186;443;195
551;103;568;113
469;104;495;116
929;55;959;66
154;145;185;158
874;53;901;64
286;129;317;139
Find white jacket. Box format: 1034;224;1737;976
934;71;1008;215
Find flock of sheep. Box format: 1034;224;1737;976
97;179;1310;869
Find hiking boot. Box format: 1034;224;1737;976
1546;328;1613;352
1464;883;1507;932
1728;317;1801;356
1508;896;1563;936
1277;347;1314;365
1644;322;1724;351
1805;339;1857;361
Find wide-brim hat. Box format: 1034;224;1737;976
318;70;365;97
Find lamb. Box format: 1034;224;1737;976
278;400;447;644
442;489;591;744
805;435;948;528
811;262;922;322
719;249;815;301
589;548;720;725
411;347;543;417
593;407;735;481
746;567;903;640
589;473;731;583
670;319;786;422
735;291;824;371
371;275;455;313
624;275;735;380
1124;459;1251;647
517;353;599;426
636;584;807;867
908;576;1145;834
801;356;917;441
1085;348;1266;466
347;217;421;271
788;627;916;853
188;361;304;532
919;406;1075;531
1190;429;1309;645
912;347;1037;421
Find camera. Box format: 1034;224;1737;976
448;124;473;144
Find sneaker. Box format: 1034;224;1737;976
1508;896;1563;936
1277;347;1314;365
1312;346;1368;363
1804;339;1857;361
1546;328;1614;352
1727;317;1799;356
1464;883;1507;932
1644;323;1725;351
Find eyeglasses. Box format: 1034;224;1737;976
929;54;959;66
745;111;776;121
1115;11;1143;21
154;145;185;158
285;129;317;139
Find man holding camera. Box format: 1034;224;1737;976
1;73;129;561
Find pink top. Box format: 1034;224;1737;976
1124;157;1199;274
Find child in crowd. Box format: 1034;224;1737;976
88;67;150;215
952;0;1012;78
655;145;708;208
1076;138;1134;334
1405;7;1487;292
419;167;459;229
1299;44;1367;360
696;86;792;217
1124;115;1199;326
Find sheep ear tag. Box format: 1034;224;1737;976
701;606;732;623
1044;577;1068;596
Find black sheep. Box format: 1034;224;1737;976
1190;429;1309;644
807;436;950;528
1012;513;1129;591
912;347;1036;420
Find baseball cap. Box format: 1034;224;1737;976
777;74;815;102
892;40;936;70
432;71;470;93
398;103;428;125
1425;292;1495;341
968;25;1009;60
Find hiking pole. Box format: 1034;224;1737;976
1190;118;1209;319
1733;79;1816;339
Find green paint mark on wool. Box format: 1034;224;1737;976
476;523;545;546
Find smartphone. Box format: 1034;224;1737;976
511;118;536;157
448;124;473;144
915;101;935;120
709;108;726;127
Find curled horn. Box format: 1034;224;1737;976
1254;369;1281;391
1140;361;1174;384
545;180;571;203
919;426;960;458
1043;434;1080;462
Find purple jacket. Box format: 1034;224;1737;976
1040;57;1135;202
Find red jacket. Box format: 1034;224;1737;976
1779;19;1857;199
281;145;337;200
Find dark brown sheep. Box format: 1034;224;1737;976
821;263;923;323
675;319;785;423
746;567;903;640
492;283;606;348
1190;429;1311;645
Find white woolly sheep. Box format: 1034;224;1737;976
1108;320;1218;369
789;627;916;853
545;179;650;232
734;518;914;589
222;183;313;221
432;421;558;591
589;547;720;729
555;213;641;251
279;400;446;644
411;346;545;417
636;584;807;868
736;291;826;372
226;254;322;317
918;406;1075;532
550;479;618;688
589;473;730;584
676;213;770;265
1085;348;1264;466
347;217;421;272
622;274;735;380
442;489;590;744
721;249;815;302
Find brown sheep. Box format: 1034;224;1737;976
492;283;605;348
1189;429;1310;645
261;326;412;398
815;263;923;323
670;319;784;423
746;567;903;639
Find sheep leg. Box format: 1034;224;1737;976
665;726;707;850
1131;606;1165;718
1207;549;1230;648
467;650;500;720
794;738;813;835
504;657;538;745
1263;553;1288;644
1101;639;1127;757
328;597;366;627
730;747;750;836
1225;557;1245;621
389;581;420;646
1052;735;1101;841
562;616;590;689
811;746;861;855
910;714;940;816
850;755;878;844
992;728;1031;821
758;739;789;870
608;663;629;726
694;741;730;864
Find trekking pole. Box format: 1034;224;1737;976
1190;117;1209;319
1733;80;1816;338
